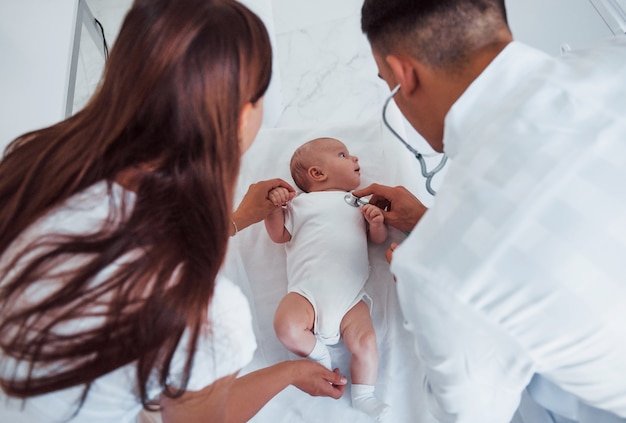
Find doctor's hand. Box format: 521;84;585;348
352;184;427;233
231;178;296;236
385;242;400;265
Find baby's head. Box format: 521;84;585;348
290;137;361;193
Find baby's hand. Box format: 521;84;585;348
268;187;292;206
361;204;384;225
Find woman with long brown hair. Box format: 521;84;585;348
0;0;346;421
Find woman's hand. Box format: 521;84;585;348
287;361;347;399
352;184;427;233
159;373;237;423
231;178;296;235
161;361;346;423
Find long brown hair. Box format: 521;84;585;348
0;0;271;408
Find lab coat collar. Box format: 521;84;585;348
442;41;552;159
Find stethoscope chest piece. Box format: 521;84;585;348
344;192;369;208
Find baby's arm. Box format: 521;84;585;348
264;187;292;243
361;204;388;244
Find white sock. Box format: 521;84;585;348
306;338;332;370
351;384;390;422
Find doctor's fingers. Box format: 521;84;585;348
353;183;392;204
385;243;399;266
380;208;404;227
384;189;428;232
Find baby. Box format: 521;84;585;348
264;137;390;421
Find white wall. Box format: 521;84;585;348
0;0;79;153
1;0;620;156
506;0;614;55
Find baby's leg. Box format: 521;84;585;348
341;300;378;384
274;293;330;369
341;300;389;421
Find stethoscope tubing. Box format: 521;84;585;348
382;84;448;196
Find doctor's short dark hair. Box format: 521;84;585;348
361;0;509;71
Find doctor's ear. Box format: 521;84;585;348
386;54;419;95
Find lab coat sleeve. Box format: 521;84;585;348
396;274;535;423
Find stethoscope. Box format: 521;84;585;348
344;192;370;208
382;84;448;196
344;84;448;208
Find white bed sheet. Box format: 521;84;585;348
221;105;437;423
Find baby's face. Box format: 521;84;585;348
316;139;361;191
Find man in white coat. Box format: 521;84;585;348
356;0;626;422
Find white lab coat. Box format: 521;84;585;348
392;36;626;423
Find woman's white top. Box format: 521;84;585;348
0;181;256;423
392;36;626;422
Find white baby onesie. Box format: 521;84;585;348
284;191;370;345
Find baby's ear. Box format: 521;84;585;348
308;166;327;182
